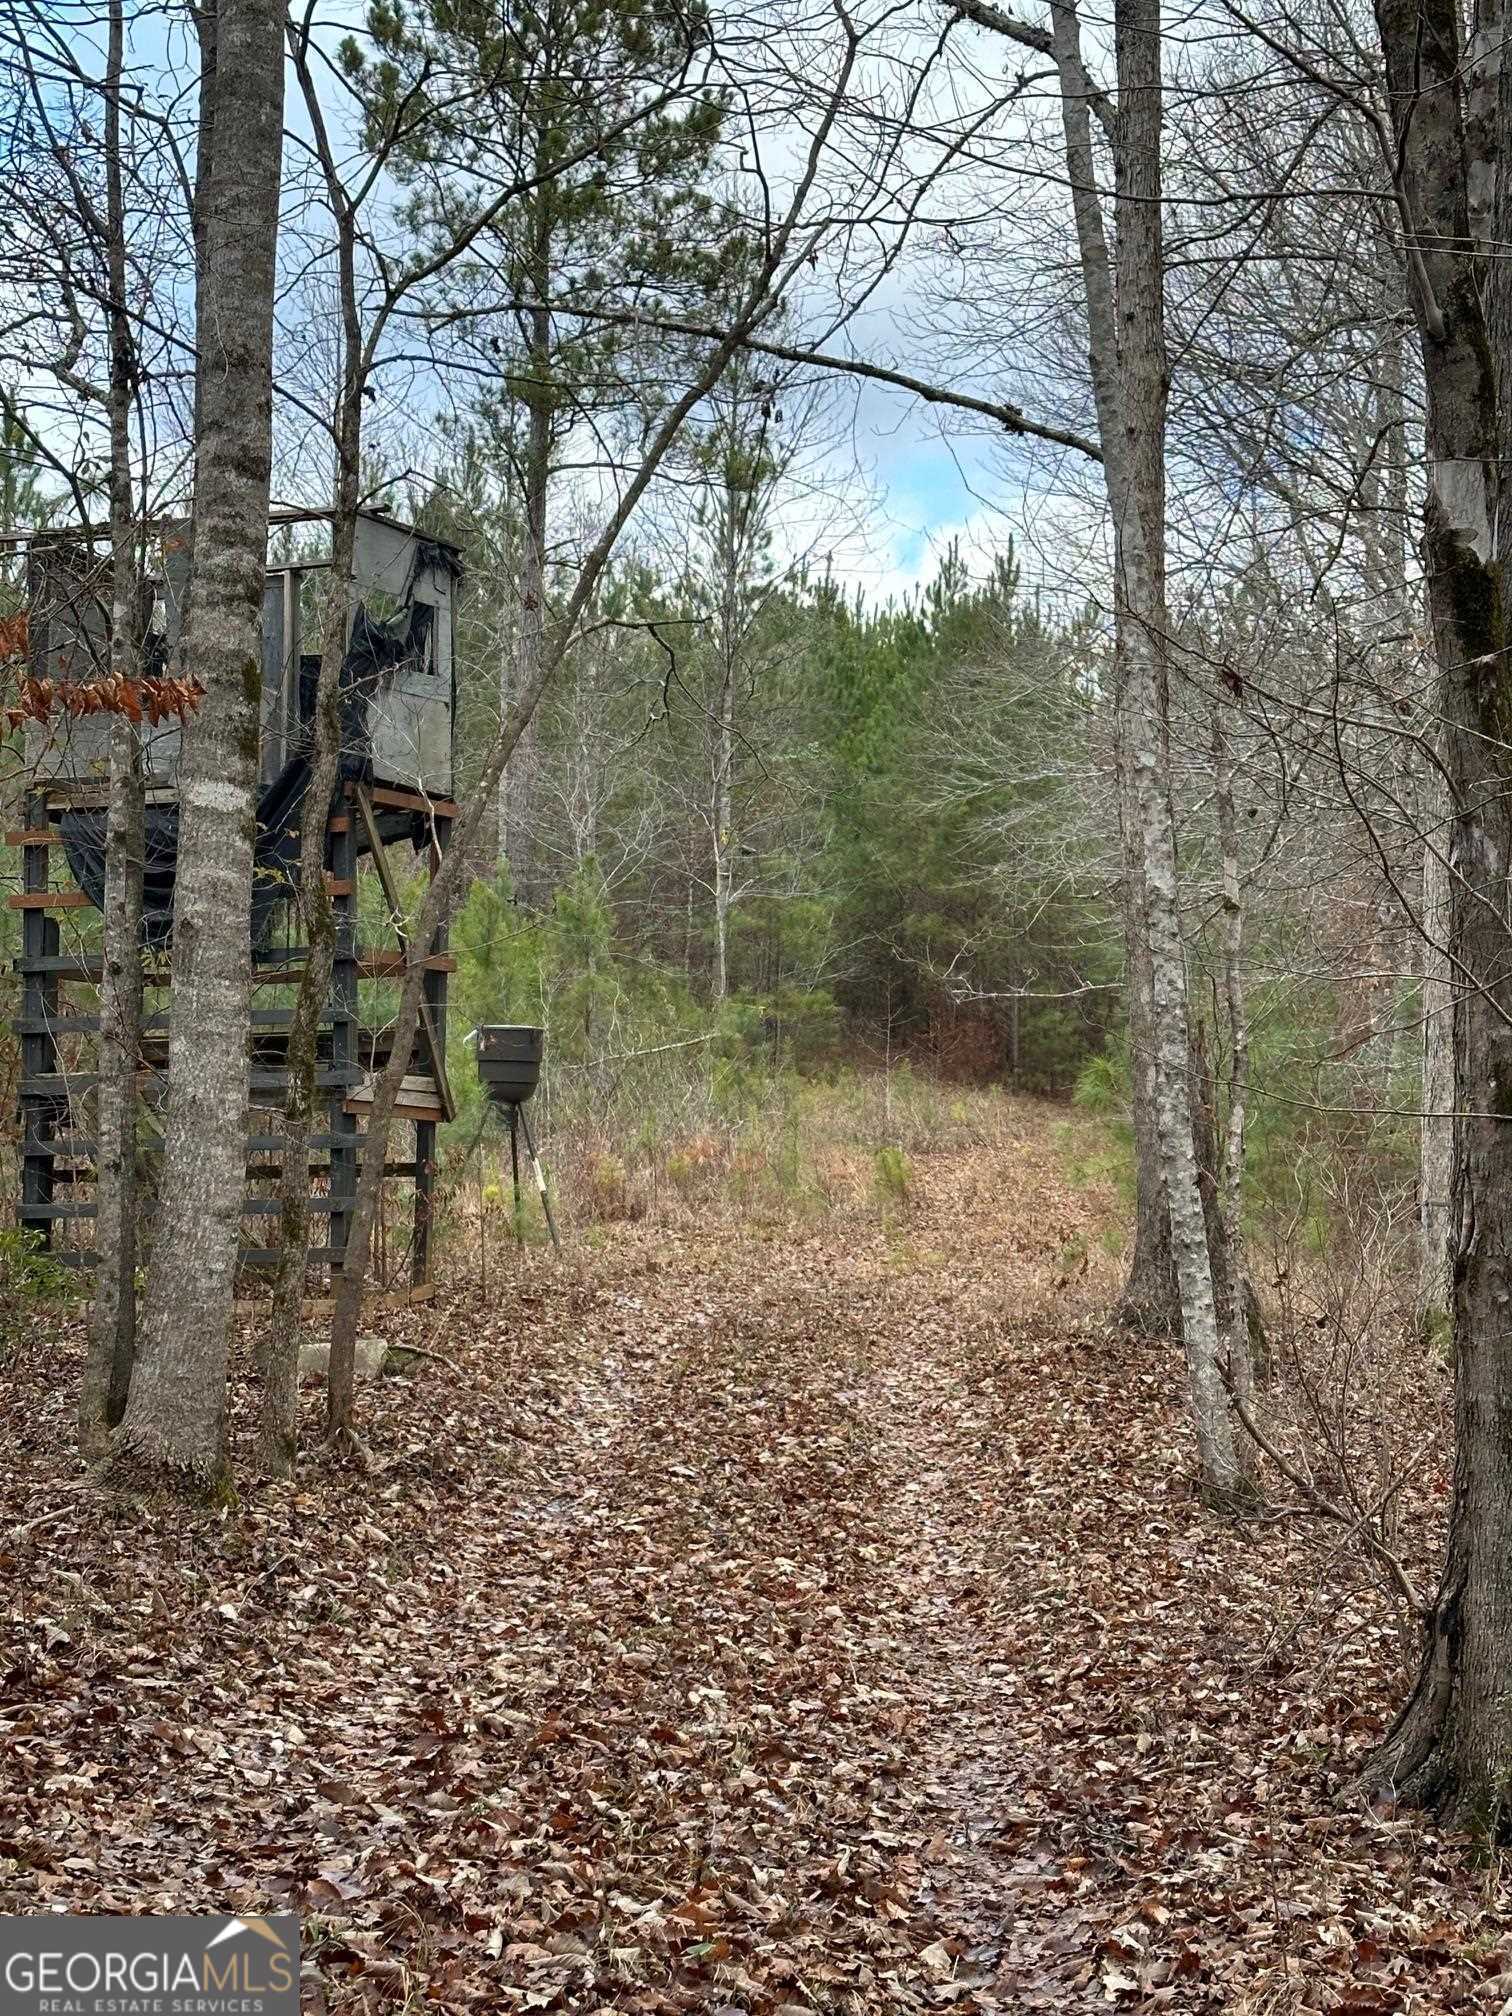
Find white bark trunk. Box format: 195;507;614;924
261;31;366;1473
712;522;737;1003
113;0;288;1483
503;305;551;907
1125;629;1239;1491
80;0;145;1457
1045;0;1187;1338
1111;0;1238;1492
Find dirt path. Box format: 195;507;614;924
0;1111;1501;2013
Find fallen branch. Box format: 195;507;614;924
389;1341;465;1376
553;1034;720;1071
10;1506;73;1543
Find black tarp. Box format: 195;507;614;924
61;755;314;952
58;593;436;950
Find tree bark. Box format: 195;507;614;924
1358;0;1512;1825
1419;750;1454;1338
502;294;551;909
112;0;287;1487
259;29;363;1476
261;530;349;1475
1211;693;1256;1439
1038;0;1186;1343
1109;0;1238;1495
1113;707;1179;1333
80;0;145;1458
710;455;746;1004
712;656;735;1001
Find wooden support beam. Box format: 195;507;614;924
14;1004;318;1033
353;785;456;1122
8;890;91;910
345;1097;448;1124
236;1246;344;1268
11;818;352;844
232;1281;437;1317
346;781;458;819
237;1196;344;1215
28;1132;391;1160
20;1258;443;1296
22;1066;362;1097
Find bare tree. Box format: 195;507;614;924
114;0;289;1484
259;1;570;1473
1343;0;1512;1822
946;0;1241;1491
0;0;196;1454
81;0;148;1454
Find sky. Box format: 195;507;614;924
10;0;1111;622
764;368;1105;618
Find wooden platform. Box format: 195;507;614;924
232;1282;438;1317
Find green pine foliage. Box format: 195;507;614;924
429;536;1122;1122
808;542;1120;1087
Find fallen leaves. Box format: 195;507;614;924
0;1103;1503;2012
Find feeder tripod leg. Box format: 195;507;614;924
517;1102;561;1253
479;1126;488;1298
509;1104;524;1245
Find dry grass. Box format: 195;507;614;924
436;1067;1103;1252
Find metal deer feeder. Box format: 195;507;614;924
478;1024;544;1106
475;1025;558;1249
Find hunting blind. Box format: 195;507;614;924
10;507;462;1305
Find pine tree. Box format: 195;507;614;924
348;0;726;902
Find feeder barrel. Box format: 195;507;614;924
477;1023;544;1106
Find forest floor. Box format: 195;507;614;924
1;1098;1505;2014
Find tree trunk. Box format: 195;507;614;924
1113;697;1180;1333
112;0;287;1486
260;524;350;1475
1038;0;1185;1342
259;32;364;1475
1211;694;1256;1438
1110;0;1239;1496
1358;0;1512;1825
82;711;144;1452
503;303;551;909
80;0;145;1459
711;485;738;1003
712;703;733;1000
966;0;1231;1427
1123;603;1239;1495
1418;753;1454;1339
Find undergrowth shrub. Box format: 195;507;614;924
1068;995;1418;1253
0;1226;80;1366
581;1152;640;1222
1246;1146;1433;1676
